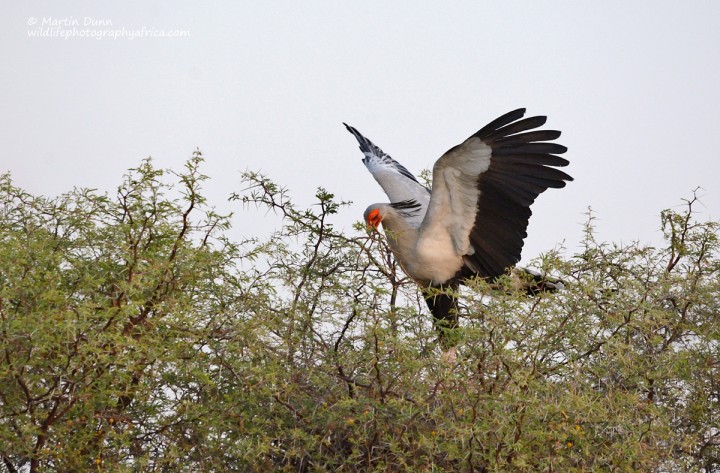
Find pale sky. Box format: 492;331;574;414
2;1;719;263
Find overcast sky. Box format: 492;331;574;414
2;1;719;263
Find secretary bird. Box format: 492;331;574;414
345;108;571;348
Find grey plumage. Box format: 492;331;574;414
346;109;571;344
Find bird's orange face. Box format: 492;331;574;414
365;208;382;230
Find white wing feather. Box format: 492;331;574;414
345;123;430;227
417;137;492;258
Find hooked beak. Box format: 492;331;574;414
365;221;379;234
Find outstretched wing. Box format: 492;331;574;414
345;123;430;228
417;108;572;280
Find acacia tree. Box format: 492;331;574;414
0;155;718;472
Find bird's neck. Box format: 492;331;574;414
381;218;426;284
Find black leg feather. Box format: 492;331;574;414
424;284;459;349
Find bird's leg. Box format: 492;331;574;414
441;346;457;364
424;284;460;357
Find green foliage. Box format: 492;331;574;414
1;157;718;472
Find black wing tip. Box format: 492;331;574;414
501;108;528;123
475;108;530;139
551;155;571;167
540;130;561;141
344;123;372;153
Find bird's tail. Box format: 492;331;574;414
510;267;565;294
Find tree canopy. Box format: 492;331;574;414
1;154;718;472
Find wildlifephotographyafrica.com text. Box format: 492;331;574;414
26;16;190;40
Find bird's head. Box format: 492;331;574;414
363;204;384;231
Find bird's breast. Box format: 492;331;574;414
408;233;464;285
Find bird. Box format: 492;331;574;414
344;108;571;344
